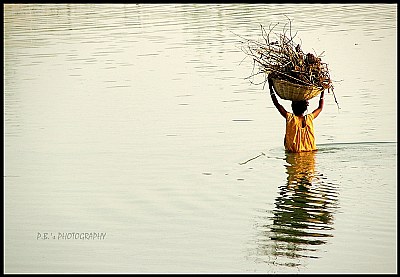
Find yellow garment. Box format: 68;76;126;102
284;113;317;153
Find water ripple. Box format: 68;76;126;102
252;151;339;266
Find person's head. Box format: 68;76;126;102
291;100;309;116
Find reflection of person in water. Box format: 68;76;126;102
285;150;316;189
256;151;338;268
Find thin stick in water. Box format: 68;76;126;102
239;152;266;165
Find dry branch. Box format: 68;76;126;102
239;20;334;93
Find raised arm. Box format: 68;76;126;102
312;91;324;119
268;77;287;118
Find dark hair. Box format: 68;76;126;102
291;100;308;116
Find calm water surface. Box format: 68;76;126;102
4;4;397;273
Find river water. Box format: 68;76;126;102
4;4;397;273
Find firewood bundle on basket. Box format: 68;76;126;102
240;21;335;102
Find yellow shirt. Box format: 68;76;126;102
284;113;317;153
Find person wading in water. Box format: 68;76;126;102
268;74;324;153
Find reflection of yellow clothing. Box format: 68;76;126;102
284;113;316;153
286;151;316;186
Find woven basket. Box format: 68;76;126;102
271;78;324;101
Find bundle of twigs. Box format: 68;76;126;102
238;19;338;106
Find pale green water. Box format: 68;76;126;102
4;4;397;273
